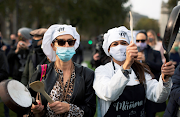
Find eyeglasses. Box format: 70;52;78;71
18;36;26;41
136;39;146;43
54;39;76;46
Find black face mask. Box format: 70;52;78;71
32;38;42;48
12;40;16;46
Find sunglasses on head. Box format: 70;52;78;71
54;39;76;46
136;39;146;43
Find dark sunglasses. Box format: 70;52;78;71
54;39;76;46
136;39;146;43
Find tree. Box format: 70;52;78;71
0;0;130;38
134;17;159;34
167;0;178;11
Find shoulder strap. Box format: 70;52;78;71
40;64;47;81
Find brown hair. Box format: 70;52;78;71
132;60;154;84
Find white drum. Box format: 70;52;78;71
0;79;32;114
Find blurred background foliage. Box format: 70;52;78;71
0;0;178;39
0;0;130;37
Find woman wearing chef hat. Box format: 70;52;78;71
93;26;174;117
28;24;96;117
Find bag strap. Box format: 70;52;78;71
40;64;47;81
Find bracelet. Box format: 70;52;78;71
163;79;170;87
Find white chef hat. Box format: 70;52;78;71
42;24;80;62
103;26;131;56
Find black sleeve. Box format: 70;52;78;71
164;65;180;116
0;51;9;82
146;50;162;72
21;54;31;86
78;68;96;117
27;65;41;98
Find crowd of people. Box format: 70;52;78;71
0;24;180;117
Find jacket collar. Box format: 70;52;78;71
70;62;83;103
44;62;84;103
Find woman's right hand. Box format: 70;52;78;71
123;41;138;69
15;41;28;53
31;100;44;115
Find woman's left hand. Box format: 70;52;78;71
161;61;175;82
48;101;70;114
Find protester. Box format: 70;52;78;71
90;34;111;117
27;24;96;117
93;26;174;117
0;49;9;117
164;64;180;117
0;32;10;55
90;34;111;68
0;50;9;82
147;29;166;63
170;42;180;68
21;28;49;86
7;27;32;117
7;27;32;80
10;34;18;48
72;43;84;64
136;31;166;117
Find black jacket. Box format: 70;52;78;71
28;62;96;117
21;51;49;86
164;65;180;117
0;50;9;82
7;45;29;81
144;45;163;80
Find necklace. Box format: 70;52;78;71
54;62;74;102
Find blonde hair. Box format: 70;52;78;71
147;30;158;45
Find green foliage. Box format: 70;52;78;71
0;0;130;36
134;17;159;34
0;102;16;117
167;0;177;11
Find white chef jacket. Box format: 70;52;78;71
93;61;172;117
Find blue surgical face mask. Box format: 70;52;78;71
56;47;76;62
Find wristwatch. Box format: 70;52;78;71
121;67;131;78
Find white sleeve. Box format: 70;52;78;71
145;73;172;103
93;65;129;101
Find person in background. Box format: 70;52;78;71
163;64;180;117
147;29;166;63
0;32;10;55
72;43;84;64
21;28;49;86
0;50;9;82
90;34;111;117
10;34;18;48
90;34;111;68
0;49;9;117
93;26;174;117
170;42;180;68
136;31;166;117
27;24;96;117
0;32;11;117
7;27;32;117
